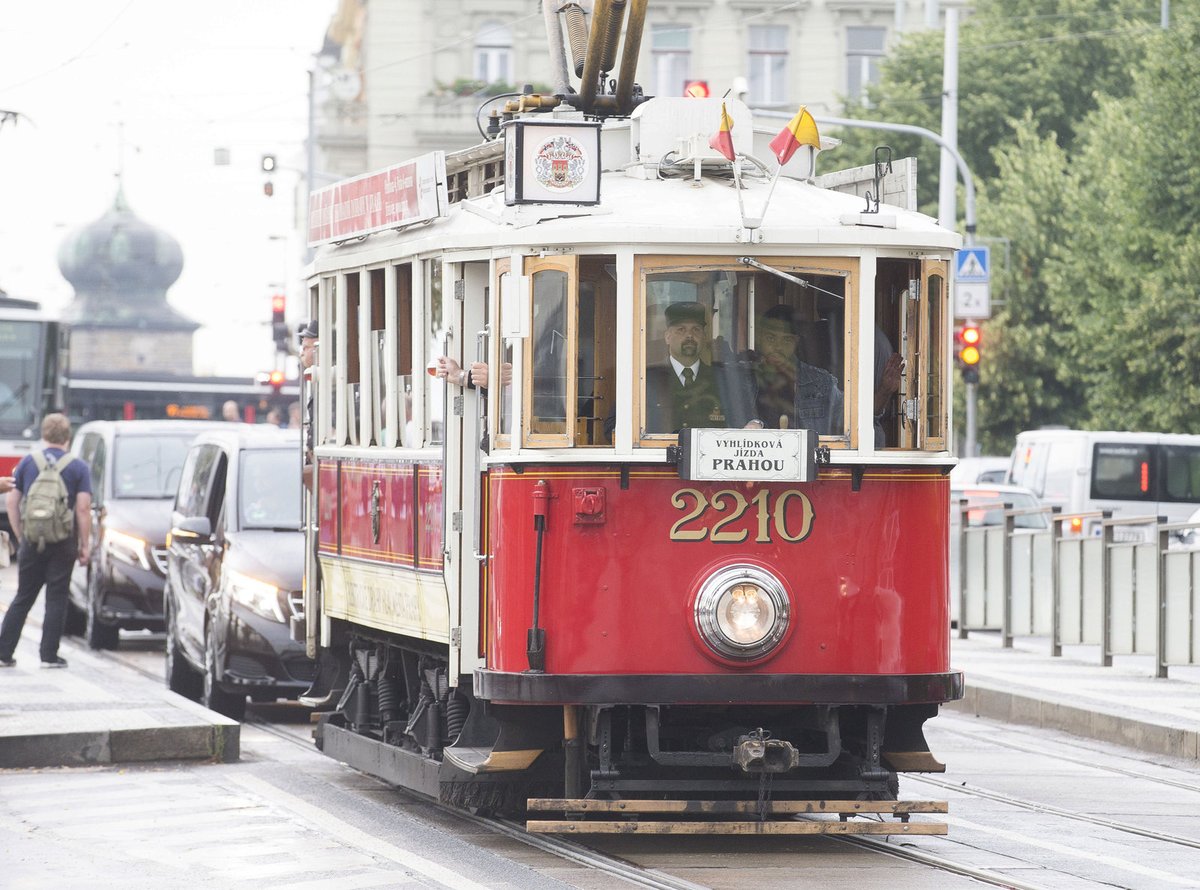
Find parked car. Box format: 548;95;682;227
164;426;312;719
67;419;236;649
949;482;1050;626
948;456;1010;486
1008;429;1200;540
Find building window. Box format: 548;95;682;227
846;26;886;101
475;21;513;86
651;23;690;97
748;25;788;106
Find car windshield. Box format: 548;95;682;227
954;489;1049;530
238;449;300;530
113;435;195;498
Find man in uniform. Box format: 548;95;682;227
645;302;758;433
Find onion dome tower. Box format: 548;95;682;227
57;184;199;374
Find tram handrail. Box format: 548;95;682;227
958;503;1200;677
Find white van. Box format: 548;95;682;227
1008;429;1200;539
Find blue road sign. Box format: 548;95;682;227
955;246;990;283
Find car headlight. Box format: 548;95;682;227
225;569;285;623
694;566;790;659
105;528;150;570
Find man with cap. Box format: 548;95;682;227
752;305;843;435
645;302;757;433
297;320;318;489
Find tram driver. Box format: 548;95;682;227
644;302;760;434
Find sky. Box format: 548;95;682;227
0;0;338;377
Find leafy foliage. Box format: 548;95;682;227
827;1;1200;451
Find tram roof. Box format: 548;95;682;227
310;102;960;272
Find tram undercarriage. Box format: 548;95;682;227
313;631;949;826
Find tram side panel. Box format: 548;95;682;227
316;458;450;644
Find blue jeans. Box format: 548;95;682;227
0;538;76;662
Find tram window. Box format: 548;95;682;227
922;270;946;446
639;260;849;440
394;263;414;448
494;266;515;443
424;261;446;446
577;258;616;446
530;268;569;437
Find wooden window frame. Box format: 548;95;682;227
633;254;859;449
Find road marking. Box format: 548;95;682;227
230;773;495;890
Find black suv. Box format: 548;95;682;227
164;426;313;719
68;419;234;649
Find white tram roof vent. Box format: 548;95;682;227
631;97;753;166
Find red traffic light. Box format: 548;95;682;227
268;369;285;390
683;80;710;98
271;294;286;317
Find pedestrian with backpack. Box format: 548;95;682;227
0;413;93;669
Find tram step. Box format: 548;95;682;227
526;798;949;835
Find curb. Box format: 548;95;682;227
946;680;1200;762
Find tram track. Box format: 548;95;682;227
96;645;1200;888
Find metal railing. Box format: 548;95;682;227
955;500;1200;678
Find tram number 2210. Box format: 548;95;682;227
669;488;814;544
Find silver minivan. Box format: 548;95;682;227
1007;429;1200;539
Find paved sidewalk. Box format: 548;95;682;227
949;632;1200;761
0;565;238;769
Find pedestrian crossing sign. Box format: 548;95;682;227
955;247;990;283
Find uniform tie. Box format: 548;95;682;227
681;367;694;388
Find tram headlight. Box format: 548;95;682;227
694;566;790;659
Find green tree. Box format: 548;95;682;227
831;0;1158;217
1045;14;1200;432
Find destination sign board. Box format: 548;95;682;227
677;428;816;483
307;152;448;247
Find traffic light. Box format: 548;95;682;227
263;181;274;197
271;294;287;349
683;80;710;98
268;369;285;393
956;323;982;383
261;154;277;173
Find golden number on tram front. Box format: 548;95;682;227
709;490;750;543
774;489;815;543
669;488;708;541
669;488;814;543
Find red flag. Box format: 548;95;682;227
708;102;736;162
768;106;820;165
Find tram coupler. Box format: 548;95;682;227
733;730;800;773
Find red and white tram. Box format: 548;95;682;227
299;9;962;835
0;291;67;535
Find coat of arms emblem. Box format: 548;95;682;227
533;136;587;192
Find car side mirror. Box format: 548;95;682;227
170;516;213;545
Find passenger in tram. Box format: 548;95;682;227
874;331;903;446
751;305;843;436
221;400;240;422
645;301;759;434
298;320;318;488
434;356;490;391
